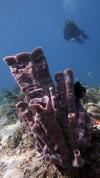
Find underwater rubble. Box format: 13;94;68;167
0;47;100;178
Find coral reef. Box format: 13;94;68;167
84;102;100;119
4;47;92;171
82;87;100;105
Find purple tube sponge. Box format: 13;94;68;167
4;47;92;170
64;69;76;113
73;149;84;168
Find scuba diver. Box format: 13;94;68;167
64;19;89;44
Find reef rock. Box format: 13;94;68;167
82;88;100;105
84;102;100;119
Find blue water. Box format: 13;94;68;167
0;0;100;91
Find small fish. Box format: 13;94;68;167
88;72;95;80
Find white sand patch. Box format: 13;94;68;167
0;148;43;178
0;120;21;146
0;116;8;128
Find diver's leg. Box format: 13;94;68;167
80;31;89;39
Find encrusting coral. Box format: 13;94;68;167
4;47;92;171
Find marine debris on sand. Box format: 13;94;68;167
0;47;100;178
